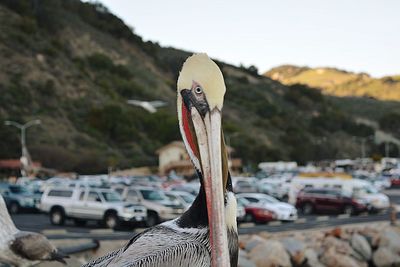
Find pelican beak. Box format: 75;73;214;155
190;105;230;266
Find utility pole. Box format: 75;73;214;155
4;119;41;176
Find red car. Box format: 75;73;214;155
237;197;276;224
391;177;400;187
296;188;368;215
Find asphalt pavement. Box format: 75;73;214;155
11;189;400;240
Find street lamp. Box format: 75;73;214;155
4;119;41;176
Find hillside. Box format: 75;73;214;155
265;65;400;101
0;0;399;174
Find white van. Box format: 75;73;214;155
288;176;390;212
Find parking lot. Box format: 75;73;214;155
11;189;400;240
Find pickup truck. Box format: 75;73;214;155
40;187;147;229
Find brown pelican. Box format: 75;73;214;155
0;195;67;267
83;53;238;267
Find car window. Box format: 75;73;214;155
48;190;73;197
245;197;259;203
237;197;250;206
260;195;279;203
79;191;85;200
101;191;122;202
9;186;29;194
128;190;139;197
115;188;123;195
87;191;101;202
140;189;165;201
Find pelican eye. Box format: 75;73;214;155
194;86;202;94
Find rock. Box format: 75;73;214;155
322;236;353;255
379;228;400;254
373;246;400;267
238;256;257;267
326;227;343;239
245;235;267;252
358;227;380;249
304;248;325;267
320;247;367;267
351;234;372;261
281;237;306;266
239;248;248;258
248;240;291;267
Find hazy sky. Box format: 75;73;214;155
98;0;399;77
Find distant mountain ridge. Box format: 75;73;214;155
265;65;400;101
0;0;400;174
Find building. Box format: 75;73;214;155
0;159;41;178
156;141;193;176
156;141;242;176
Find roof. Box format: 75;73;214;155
156;141;234;154
155;141;186;154
0;159;41;169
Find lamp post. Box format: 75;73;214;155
4;119;41;176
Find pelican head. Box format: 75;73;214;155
177;53;230;266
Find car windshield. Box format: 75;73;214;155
180;193;195;204
166;194;178;202
101;191;122;202
140;189;165;201
354;186;378;195
260;195;279;204
9;186;29;194
237;197;250;206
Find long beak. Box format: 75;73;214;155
191;108;230;267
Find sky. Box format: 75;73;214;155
97;0;399;77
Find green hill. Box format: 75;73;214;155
0;0;399;174
265;65;400;101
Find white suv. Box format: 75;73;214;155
114;186;185;226
40;187;147;229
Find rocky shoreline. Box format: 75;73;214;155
238;222;400;267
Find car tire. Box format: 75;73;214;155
302;203;314;215
9;202;20;214
50;208;65;226
73;219;87;227
104;212;119;229
343;205;354;216
146;211;159;227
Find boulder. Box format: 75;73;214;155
238;256;257;267
320;247;367;267
245;235;267;252
281;237;306;266
358;227;380;249
351;234;372;261
304;248;325;267
373;246;400;267
248;240;291;267
379;228;400;254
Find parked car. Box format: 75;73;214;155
115;186;185;226
167;182;200;195
236;198;246;224
237;193;297;221
0;183;40;213
237;196;275;224
232;177;259;193
40;187;147;229
258;178;290;201
164;191;195;209
295;188;368;215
